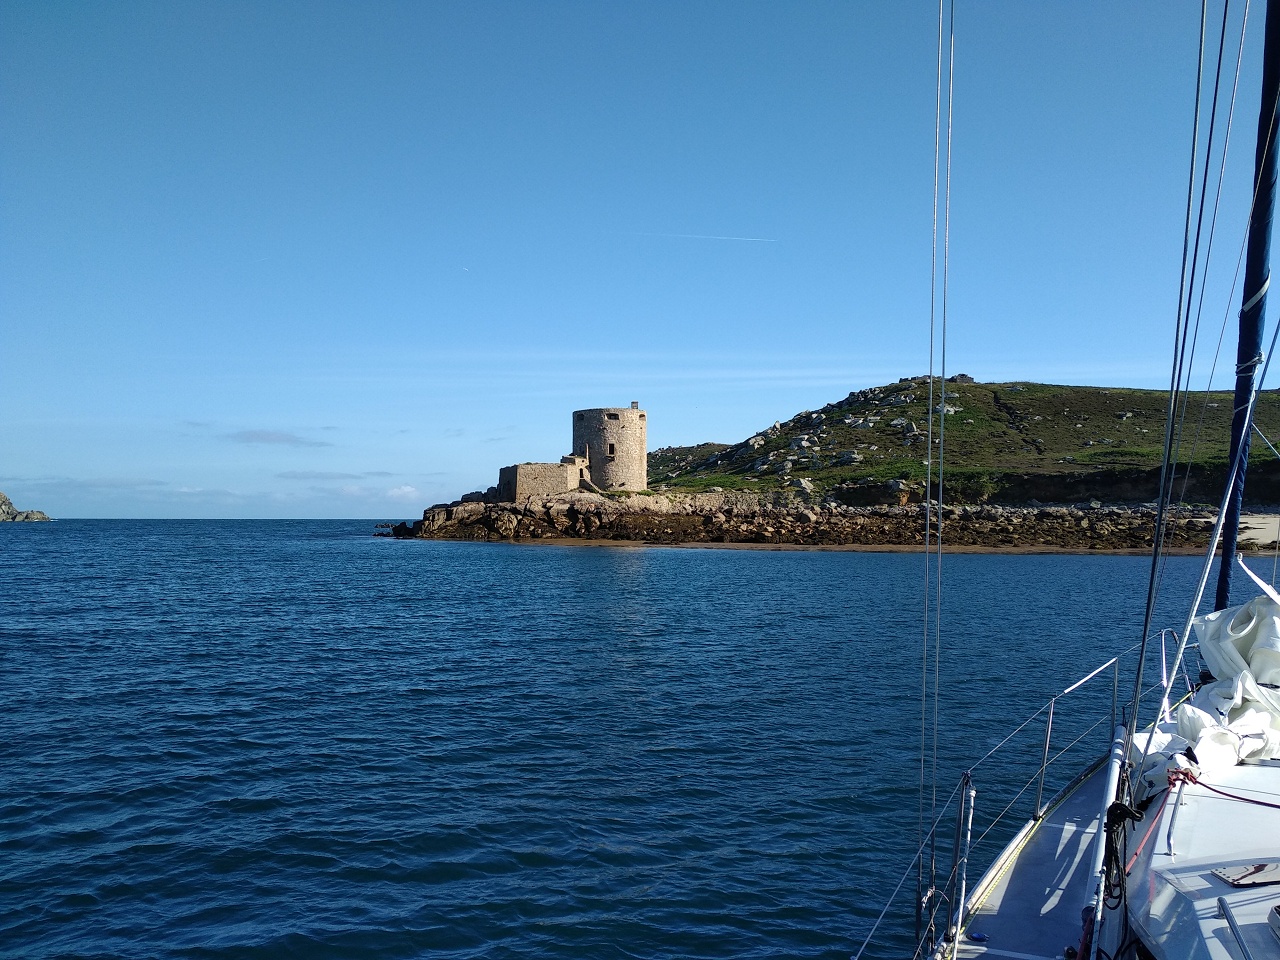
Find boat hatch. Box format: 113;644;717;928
1212;863;1280;888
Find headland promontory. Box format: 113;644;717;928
0;491;50;522
388;378;1280;550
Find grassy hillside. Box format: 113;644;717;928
646;377;1280;504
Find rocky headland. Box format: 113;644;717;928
0;491;50;522
390;490;1216;552
646;377;1280;506
388;377;1280;551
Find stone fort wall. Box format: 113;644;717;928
572;404;647;491
492;403;647;502
496;455;592;503
498;461;573;503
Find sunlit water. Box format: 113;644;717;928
1;520;1255;958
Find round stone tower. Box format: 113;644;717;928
572;402;647;491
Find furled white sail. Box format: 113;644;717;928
1134;596;1280;783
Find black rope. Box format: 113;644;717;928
1102;799;1142;910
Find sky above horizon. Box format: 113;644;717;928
3;1;1275;518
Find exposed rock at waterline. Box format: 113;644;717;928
0;491;50;522
390;490;1213;550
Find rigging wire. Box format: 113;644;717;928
1160;75;1280;645
1211;0;1280;612
1144;311;1280;747
1145;1;1251;710
931;0;956;887
918;0;953;947
919;0;944;926
1170;1;1253;518
1171;0;1234;420
1245;420;1280;582
1132;0;1280;783
852;777;966;960
1129;0;1213;749
1251;419;1280;459
1259;416;1280;581
1175;0;1266;524
1166;0;1243;530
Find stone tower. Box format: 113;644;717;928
572;402;647;491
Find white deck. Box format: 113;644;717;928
946;757;1280;960
1124;759;1280;960
952;762;1109;960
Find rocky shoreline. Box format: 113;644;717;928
0;491;50;522
389;491;1219;551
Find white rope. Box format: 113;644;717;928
1236;350;1265;378
1243;273;1271;313
1237;554;1280;604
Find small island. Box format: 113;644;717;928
0;491;50;522
386;382;1276;551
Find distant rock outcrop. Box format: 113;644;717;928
0;491;50;522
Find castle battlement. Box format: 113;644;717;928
571;403;647;492
494;402;647;502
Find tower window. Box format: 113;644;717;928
609;443;615;455
607;413;620;420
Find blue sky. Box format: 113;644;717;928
1;1;1271;518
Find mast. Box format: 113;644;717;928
1214;0;1280;612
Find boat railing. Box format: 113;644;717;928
853;636;1195;960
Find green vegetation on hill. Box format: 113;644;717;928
647;442;732;480
646;377;1280;505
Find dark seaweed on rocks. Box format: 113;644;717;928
392;491;1213;551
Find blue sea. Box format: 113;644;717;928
0;520;1248;959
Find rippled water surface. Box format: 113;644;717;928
1;521;1228;958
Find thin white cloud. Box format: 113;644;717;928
10;476;169;491
2;473;455;518
223;430;332;448
277;470;363;480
